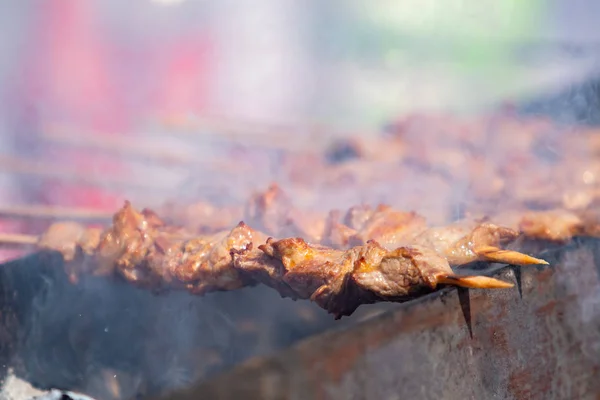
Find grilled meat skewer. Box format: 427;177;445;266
30;200;547;317
236;237;513;318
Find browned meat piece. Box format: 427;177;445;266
39;202;266;293
411;221;547;266
37;221;102;283
466;157;506;201
231;246;298;299
244;183;292;236
503;172;560;208
307;112;600;221
93;202;268;293
38;222;102;262
234;238;513;318
160;201;243;234
474;209;591;243
322;205;545;267
243;183;326;242
93;201;174;281
169;222;268;294
278;152;328;187
500;159;600;212
322;210;358;248
286;208;326;243
557;162;600;210
346;205;427;249
589;129;600;154
389;113;487;157
578;209;600;237
322;205;427;249
31;199;549;318
518;210;583;243
342;204;374;230
562;189;596;211
318;160;403;191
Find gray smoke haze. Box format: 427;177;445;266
2;1;600;211
0;1;599;399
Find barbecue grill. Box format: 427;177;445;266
2;2;600;400
154;239;600;400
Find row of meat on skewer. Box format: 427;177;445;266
3;111;600;318
14;183;596;318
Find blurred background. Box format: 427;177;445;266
0;1;600;399
0;0;598;211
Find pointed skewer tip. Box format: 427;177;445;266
438;274;514;289
476;246;550;266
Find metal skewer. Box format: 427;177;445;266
0;233;38;247
0;205;113;222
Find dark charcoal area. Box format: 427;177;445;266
0;251;396;400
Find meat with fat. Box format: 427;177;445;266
235;238;513;318
32;200;551;318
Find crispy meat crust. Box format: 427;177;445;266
35;188;580;317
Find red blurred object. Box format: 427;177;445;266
153;37;213;118
16;0;214;211
19;0;127;210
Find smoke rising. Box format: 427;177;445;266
0;1;599;399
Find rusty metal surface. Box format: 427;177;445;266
157;238;600;400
